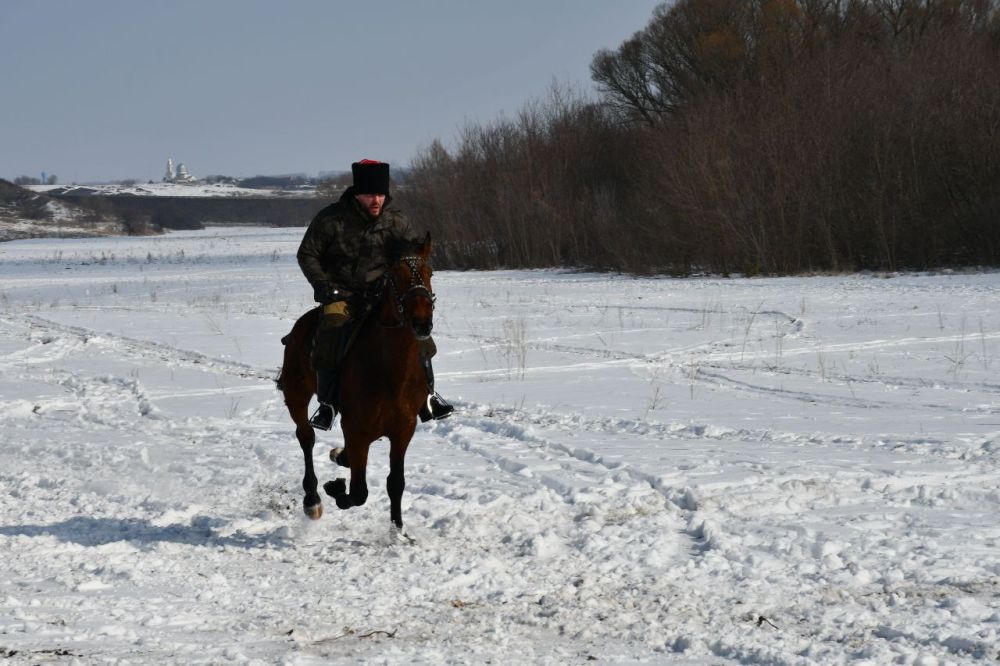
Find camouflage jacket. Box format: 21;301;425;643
297;187;417;295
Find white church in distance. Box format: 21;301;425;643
163;158;197;184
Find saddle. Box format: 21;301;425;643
279;305;364;360
315;302;373;411
310;303;345;368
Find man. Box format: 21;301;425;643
297;159;453;430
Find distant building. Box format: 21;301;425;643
163;157;197;184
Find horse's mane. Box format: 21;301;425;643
385;236;424;263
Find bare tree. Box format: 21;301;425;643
408;0;1000;274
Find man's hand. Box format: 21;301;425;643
313;282;352;304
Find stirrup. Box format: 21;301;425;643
309;403;335;431
419;393;454;422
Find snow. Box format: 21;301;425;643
0;227;998;664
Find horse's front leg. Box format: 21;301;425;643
296;421;322;520
324;437;369;510
387;431;413;530
387;455;405;530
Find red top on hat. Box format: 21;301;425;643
356;159;383;165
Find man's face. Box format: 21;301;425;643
355;193;386;218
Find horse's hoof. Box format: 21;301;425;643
390;523;416;545
330;447;347;467
303;501;323;520
323;478;346;497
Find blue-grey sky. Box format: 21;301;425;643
1;1;661;183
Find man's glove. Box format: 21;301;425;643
313;281;352;305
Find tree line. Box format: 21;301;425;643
403;0;1000;274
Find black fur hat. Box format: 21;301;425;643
352;160;390;195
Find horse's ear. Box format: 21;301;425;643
419;232;432;258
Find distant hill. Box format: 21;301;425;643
34;185;329;231
32;181;319;198
0;179;151;242
0;178;42;208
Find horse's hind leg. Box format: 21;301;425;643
281;307;322;519
292;403;322;520
298;433;323;519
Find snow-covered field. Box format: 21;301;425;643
0;228;998;664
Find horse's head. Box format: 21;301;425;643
382;233;435;340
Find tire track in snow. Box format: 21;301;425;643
0;314;293;469
445;312;999;408
423;413;711;635
432;414;668;496
435;401;1000;573
3;313;277;382
444;313;799;365
451;399;962;455
432;410;1000;663
460;398;1000;483
699;359;1000;396
693;366;1000;415
9;312;987;460
446;331;647;362
430;414;706;557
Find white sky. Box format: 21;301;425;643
0;0;662;183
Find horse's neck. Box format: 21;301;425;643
360;309;420;373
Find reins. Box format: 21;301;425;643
377;254;435;329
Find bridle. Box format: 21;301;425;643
380;254;435;329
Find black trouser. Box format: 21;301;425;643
313;303;349;407
419;337;437;393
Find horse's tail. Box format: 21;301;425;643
275;332;291;390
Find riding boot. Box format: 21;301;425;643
419;392;454;422
418;346;454;422
309;302;349;431
309;368;337;431
310;403;334;431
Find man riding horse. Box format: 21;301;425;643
297;159;453;430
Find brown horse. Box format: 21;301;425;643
278;234;435;532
